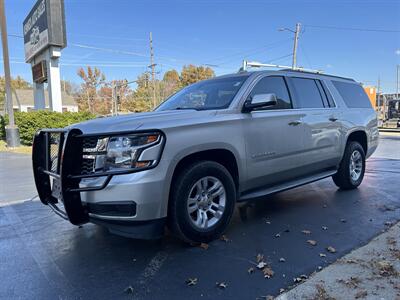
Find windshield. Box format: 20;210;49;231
156;75;249;111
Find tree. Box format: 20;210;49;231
162;69;180;99
122;73;153;112
76;66;106;114
0;76;31;112
180;65;215;87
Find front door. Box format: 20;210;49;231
242;76;306;191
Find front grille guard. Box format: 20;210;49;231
32;128;165;225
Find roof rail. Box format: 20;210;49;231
238;60;354;81
239;60;323;74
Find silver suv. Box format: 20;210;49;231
32;69;379;243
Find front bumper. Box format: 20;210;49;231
32;128;167;239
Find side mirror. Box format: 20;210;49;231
243;93;277;112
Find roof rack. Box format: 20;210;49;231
238;60;354;81
239;60;323;74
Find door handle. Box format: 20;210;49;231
288;120;302;126
329;117;338;122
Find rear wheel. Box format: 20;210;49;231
332;141;365;189
168;161;236;243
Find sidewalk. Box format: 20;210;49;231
277;222;400;300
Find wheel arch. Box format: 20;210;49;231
346;130;368;155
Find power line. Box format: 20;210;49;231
304;24;400;33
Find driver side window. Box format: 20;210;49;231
249;76;292;110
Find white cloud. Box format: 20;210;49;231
396;49;400;55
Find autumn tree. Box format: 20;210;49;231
162;69;180;99
76;66;106;114
0;76;31;111
180;65;215;87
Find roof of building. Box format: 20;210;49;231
12;89;77;107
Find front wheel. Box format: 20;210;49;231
168;161;236;243
332;141;366;190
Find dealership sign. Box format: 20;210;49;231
23;0;67;62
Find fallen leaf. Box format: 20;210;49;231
322;226;328;230
319;253;327;257
302;230;311;235
355;290;368;299
265;220;271;225
262;267;274;279
257;261;267;269
293;277;302;283
307;240;317;246
124;286;134;294
256;253;264;263
327;246;336;253
275;233;281;238
199;243;209;250
300;274;308;280
279;257;286;263
279;288;285;293
248;267;255;274
220;235;230;242
216;282;228;289
186;278;198;286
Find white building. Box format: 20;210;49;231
11;89;78;113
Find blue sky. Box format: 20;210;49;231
1;0;400;92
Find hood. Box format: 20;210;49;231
70;110;218;134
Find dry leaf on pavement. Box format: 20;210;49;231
216;282;228;289
124;286;134;294
220;235;230;242
257;261;268;269
256;253;264;263
263;267;274;279
199;243;209;250
327;246;336;253
186;278;198;286
307;240;317;246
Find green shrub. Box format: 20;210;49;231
0;111;96;145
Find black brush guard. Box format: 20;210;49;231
32;128;90;225
32;128;165;226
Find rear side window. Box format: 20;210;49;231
332;81;372;108
249;76;292;109
291;77;325;108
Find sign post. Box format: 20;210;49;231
23;0;67;112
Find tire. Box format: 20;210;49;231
332;141;366;190
168;161;236;243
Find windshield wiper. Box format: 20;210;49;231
173;107;200;111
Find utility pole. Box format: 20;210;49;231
396;65;399;98
0;0;19;147
111;81;116;116
278;23;301;70
149;32;156;109
292;23;301;70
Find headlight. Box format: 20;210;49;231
90;132;163;172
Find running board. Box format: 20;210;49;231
239;169;337;202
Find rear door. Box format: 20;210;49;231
288;76;342;173
242;75;306;190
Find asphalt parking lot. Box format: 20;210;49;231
1;134;399;299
